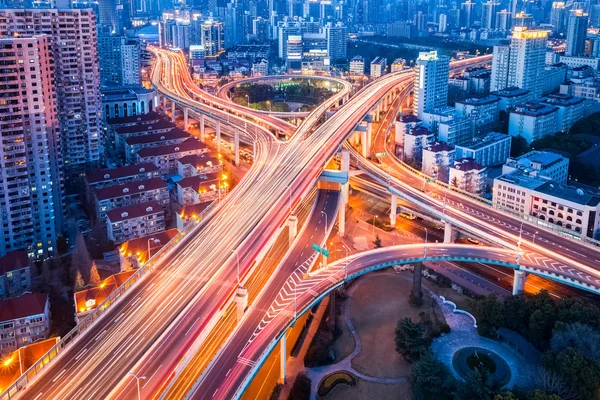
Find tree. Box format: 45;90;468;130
543;347;600;400
453;368;495;400
502;295;531;336
73;270;85;291
555;297;600;329
412;262;423;300
373;234;382;248
71;232;92;281
510;135;529;157
470;295;504;336
525;366;578;400
56;235;69;254
89;263;101;287
493;391;519;400
288;372;311;400
527;390;562;400
451;177;458;188
527;290;556;349
395;317;431;362
40;258;52;290
550;322;600;367
409;354;456;400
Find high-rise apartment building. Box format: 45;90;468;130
495;9;512;31
201;20;225;57
482;2;498;30
413;51;450;119
0;9;102;179
565;9;588;56
550;2;567;33
324;22;347;61
98;35;140;86
0;35;62;258
492;27;548;97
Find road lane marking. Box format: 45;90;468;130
75;347;89;361
143;364;162;387
52;369;66;383
33;393;44;400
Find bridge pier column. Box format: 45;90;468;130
512;270;528;295
199;114;205;141
216;120;221;153
390;194;397;227
338;201;346;237
287;215;298;247
443;221;454;243
183;108;189;131
361;124;372;158
235;286;248;322
171;101;176;122
234;128;240;166
340;149;350;205
278;330;288;384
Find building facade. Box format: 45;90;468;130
413;51;450;119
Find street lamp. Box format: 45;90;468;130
372;215;378;234
128;372;146;400
423;228;428;258
321;211;328;238
266;100;272;113
147;237;161;260
288;185;293;215
517;222;524;249
244;94;249;107
533;231;539;244
231;249;240;284
335;243;351;279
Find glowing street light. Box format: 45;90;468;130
128;372;146;400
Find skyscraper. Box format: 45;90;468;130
324;22;347;61
413;51;450;119
492;27;548;97
0;9;102;179
98;36;141;86
482;1;498;30
201;20;225;57
0;35;62;258
550;2;566;33
565;9;588;56
460;1;475;28
495;9;512;31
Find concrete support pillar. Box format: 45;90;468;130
233;128;240;166
390;194;397;227
287;215;298;247
278;331;287;384
235;286;248;322
183;108;189;131
361;130;368;158
171;101;176;122
338;201;346;237
340;148;350;205
216;120;221;153
199;114;205;141
512;270;528;295
443;221;454;243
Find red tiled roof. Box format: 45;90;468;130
178;152;221;169
0;337;60;390
136;138;207;158
452;157;485;171
124;128;190;146
74;271;136;314
0;293;47;322
177;172;221;190
106;201;164;223
86;163;159;184
115;120;175;135
107;111;163;125
0;251;29;275
95;177;167;201
180;201;214;218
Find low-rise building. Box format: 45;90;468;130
95;177;169;222
0;293;50;354
449;158;488;196
455;132;512;167
176;172;228;206
136;138;208;176
74;271;135;322
394;114;422;146
370;57;387;78
349;56;365;75
508;102;560;144
0;252;32;300
422;142;455;182
390;58;406;72
114;119;176;151
493;171;600;238
177;153;223;178
106;110;163;131
106;202;166;244
558;55;600;70
490;86;533;112
438;117;474;146
176;201;215;230
252;59;269;76
540;93;585;132
403;126;433;163
101;86;157;120
85;163;161;190
118;228;179;271
124;128;190;163
454;95;501;133
502;150;569;184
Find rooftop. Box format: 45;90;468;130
180;201;215;219
451;157;485;171
119;228;179;263
95;177;167;201
137;138;207;158
178;152;221;169
177;172;222;190
86;163;159;184
541;93;585;107
74;271;136;314
107;111;162;126
399;114;421;123
0;251;29;275
106;201;164;223
512;102;558;117
456;132;510;150
425;141;454;152
536;181;600;206
496;170;550;190
491;86;531;98
0;293;47;322
509;150;566;170
456;95;501;106
115;120;175;135
406;126;431;137
124;128;190;146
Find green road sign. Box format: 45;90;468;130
376;152;388;158
312;243;330;258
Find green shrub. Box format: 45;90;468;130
317;371;356;396
288;372;312;400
